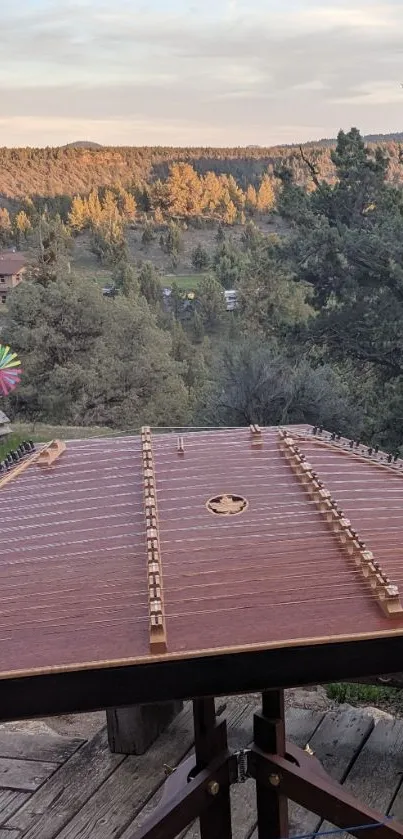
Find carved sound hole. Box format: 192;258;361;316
207;494;248;516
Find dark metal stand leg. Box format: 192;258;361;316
193;698;233;839
127;697;232;839
253;690;289;839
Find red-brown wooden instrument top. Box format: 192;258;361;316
0;426;403;680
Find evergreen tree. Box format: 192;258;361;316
68;196;87;231
141;221;156;250
113;261;139;297
197;274;226;332
245;185;257;213
117;188;137;222
138;261;163;306
191;243;210;272
256;175;275;212
166;163;203;218
280;127;403;384
5;274;190;428
0;208;12;246
14;210;31;246
160;222;183;268
215;223;226;243
170;281;184;319
213;241;246;289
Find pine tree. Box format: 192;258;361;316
142;222;156;250
202;172;224;218
256;176;275;212
138;262;162;306
118;189;137;222
113;261;139;297
160;222;183;268
86;189;103;228
223;199;237;225
197;274;226;332
154;207;164;225
0;208;12;246
215;224;226;243
14;210;31;246
191;243;210;272
166;163;203;218
68;196;87;231
245;185;257;213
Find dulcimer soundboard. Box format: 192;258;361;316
1;425;403;719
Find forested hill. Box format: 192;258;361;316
1;136;403;199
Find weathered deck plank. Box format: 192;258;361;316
51;700;252;839
324;717;403;838
3;704;402;839
0;829;22;839
0;732;83;765
0;791;30;826
49;705;196;839
6;729;126;839
0;757;59;792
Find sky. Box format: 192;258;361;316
1;0;403;147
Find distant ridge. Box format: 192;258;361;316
62;141;104;150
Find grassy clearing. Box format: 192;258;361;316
164;274;206;293
73;265;113;288
10;422;116;443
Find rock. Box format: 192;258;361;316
0;719;59;736
285;686;333;711
360;706;394;723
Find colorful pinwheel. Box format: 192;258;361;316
0;345;22;396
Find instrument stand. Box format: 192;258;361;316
129;690;403;839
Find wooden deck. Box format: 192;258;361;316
1;698;403;839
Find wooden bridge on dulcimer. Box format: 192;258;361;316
1;698;403;839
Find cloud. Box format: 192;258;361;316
1;0;403;145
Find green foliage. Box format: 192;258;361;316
160;222;183;268
191;243;210;272
170;282;184;319
325;682;399;706
138;262;163;306
279;128;403;451
215;224;226;243
35;215;72;286
5;273;190;428
0;208;12;246
238;234;312;338
141;221;156;249
113;261;139;298
201;340;358;430
90;222;127;266
213;241;246;289
196;274;227;332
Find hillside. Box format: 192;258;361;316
1;134;403;200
